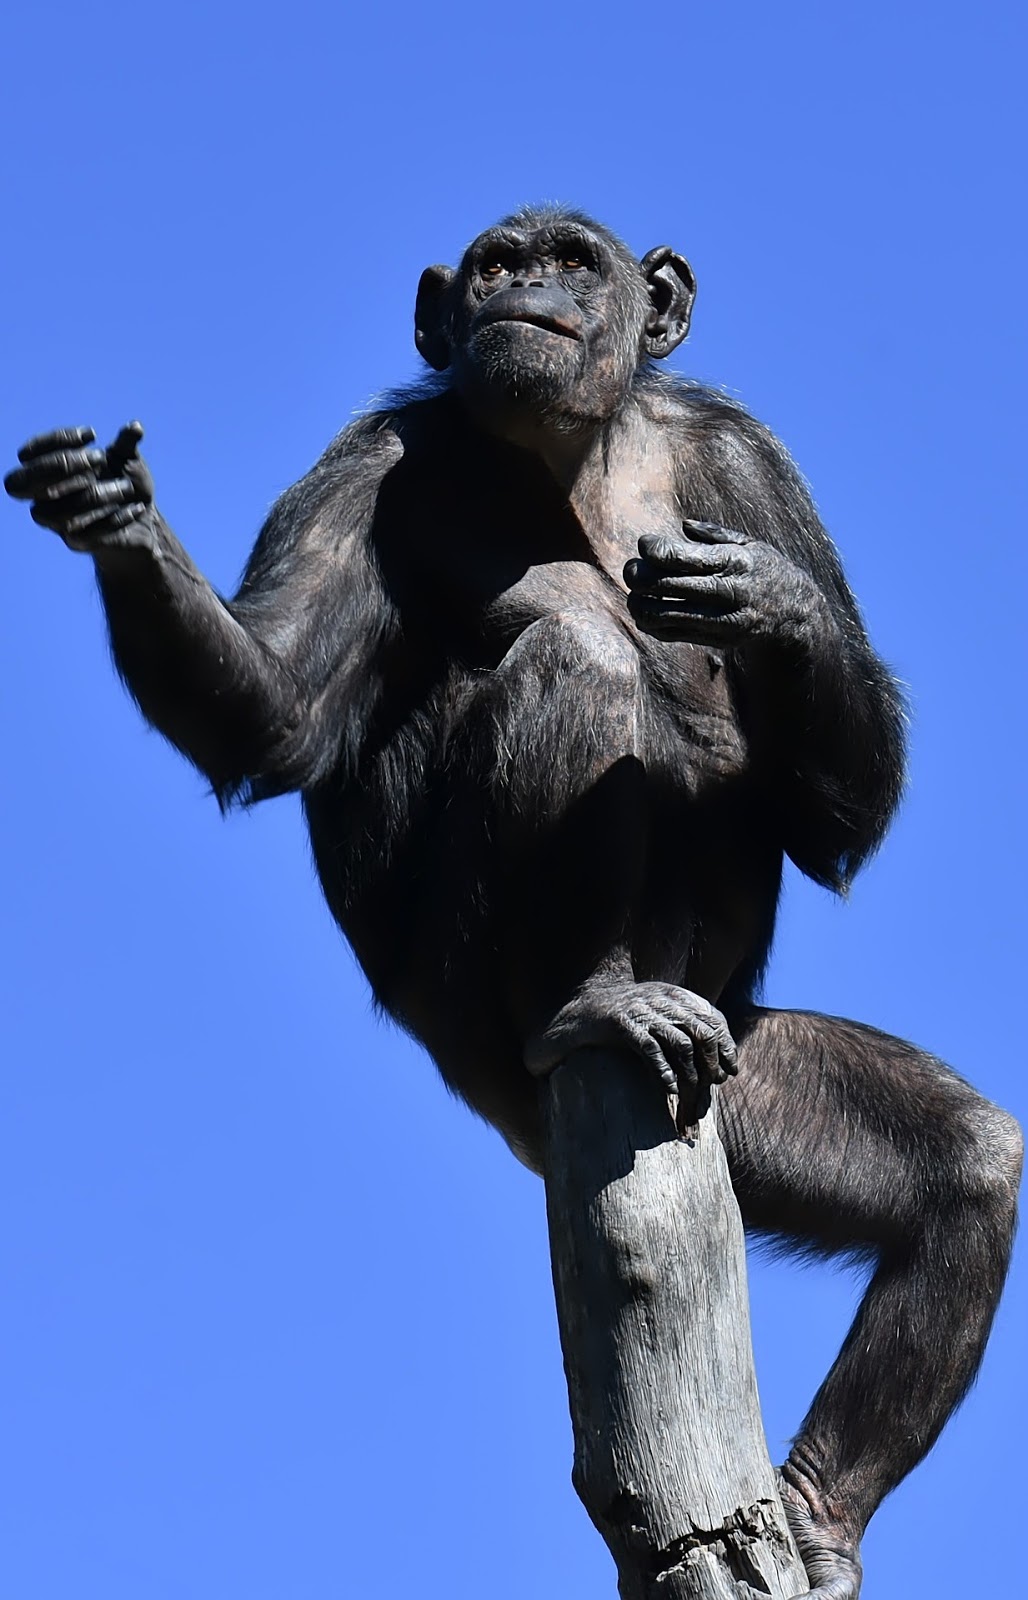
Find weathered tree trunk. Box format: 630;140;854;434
542;1047;807;1600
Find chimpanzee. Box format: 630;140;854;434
6;207;1021;1599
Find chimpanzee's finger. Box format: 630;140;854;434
715;1023;738;1075
63;502;146;538
43;474;96;500
681;517;747;544
635;573;743;609
627;595;734;641
4;445;106;499
697;1024;737;1082
657;1025;696;1091
628;540;744;587
635;532;710;569
622;1014;679;1090
694;1032;726;1085
47;476;137;514
29;502;62;531
16;426;96;464
104;421;145;471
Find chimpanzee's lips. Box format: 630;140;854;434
476;306;583;340
492;311;582;340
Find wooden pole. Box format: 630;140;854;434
542;1047;808;1599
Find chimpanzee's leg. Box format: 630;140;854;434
485;608;647;1027
719;1007;1022;1600
423;610;734;1155
482;611;735;1086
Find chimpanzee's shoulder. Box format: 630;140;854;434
635;371;766;440
635;372;806;494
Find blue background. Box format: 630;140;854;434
1;5;1024;1596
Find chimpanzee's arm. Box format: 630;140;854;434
734;541;905;894
93;522;308;797
720;416;906;891
626;404;906;890
5;422;400;801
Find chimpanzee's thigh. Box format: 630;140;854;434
717;1006;1018;1254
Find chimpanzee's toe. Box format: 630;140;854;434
779;1478;862;1600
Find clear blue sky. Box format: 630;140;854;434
1;5;1024;1597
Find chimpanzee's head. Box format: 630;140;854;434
414;208;695;439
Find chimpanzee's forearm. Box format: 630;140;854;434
94;512;306;792
746;612;906;888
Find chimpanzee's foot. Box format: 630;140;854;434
778;1476;862;1600
524;977;737;1098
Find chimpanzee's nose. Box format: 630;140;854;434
510;274;546;289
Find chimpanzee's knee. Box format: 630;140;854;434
486;612;644;814
494;610;641;697
953;1100;1023;1221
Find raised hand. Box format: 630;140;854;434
624;517;825;648
4;422;156;552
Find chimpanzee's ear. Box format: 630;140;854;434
415;265;456;371
640;247;697;358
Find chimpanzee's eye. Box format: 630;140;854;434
481;260;506;279
562;256;584;271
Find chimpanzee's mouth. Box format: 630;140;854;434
482;310;582;341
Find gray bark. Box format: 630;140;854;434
542;1047;808;1599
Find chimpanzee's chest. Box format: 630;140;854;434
475;556;735;723
447;516;745;754
372;440;747;771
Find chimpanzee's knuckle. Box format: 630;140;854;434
40;448;99;483
45;474;85;500
101;477;135;506
33;450;70;478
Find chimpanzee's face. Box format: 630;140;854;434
414;212;695;444
448;221;649;435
